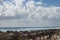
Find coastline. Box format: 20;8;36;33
0;27;60;32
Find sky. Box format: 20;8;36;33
0;0;60;27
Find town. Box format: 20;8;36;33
0;29;60;40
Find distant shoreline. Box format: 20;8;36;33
0;26;60;28
0;27;60;32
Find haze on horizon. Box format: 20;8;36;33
0;0;60;27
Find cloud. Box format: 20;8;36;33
36;1;43;5
0;0;60;27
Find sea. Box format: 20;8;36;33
0;27;60;32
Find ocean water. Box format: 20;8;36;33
0;27;60;32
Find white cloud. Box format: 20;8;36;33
0;0;60;27
36;2;43;5
26;0;35;8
